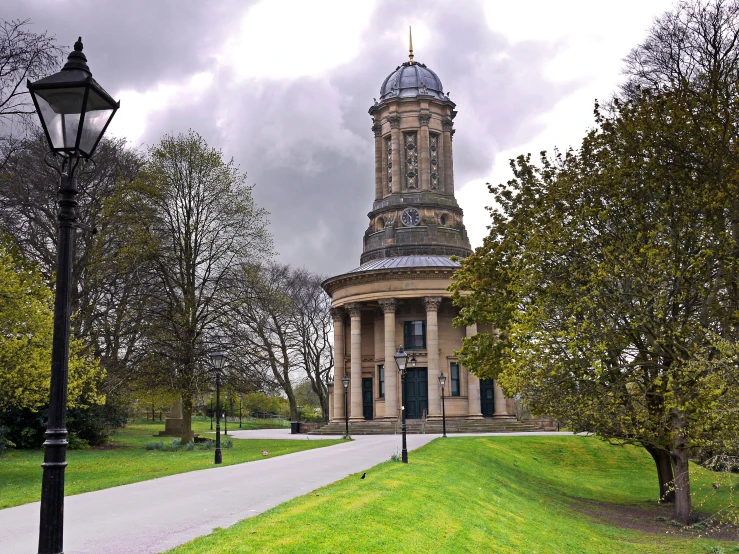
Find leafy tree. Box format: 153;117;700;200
0;239;102;412
118;130;271;440
452;0;739;524
0;132;145;397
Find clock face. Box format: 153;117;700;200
401;207;421;227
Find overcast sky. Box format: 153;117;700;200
9;0;677;276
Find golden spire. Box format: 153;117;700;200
409;26;414;65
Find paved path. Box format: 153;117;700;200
0;431;569;553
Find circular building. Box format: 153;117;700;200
322;47;516;430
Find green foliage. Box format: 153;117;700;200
242;392;286;416
451;0;739;523
0;241;103;412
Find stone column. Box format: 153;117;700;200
442;119;454;195
378;298;398;421
389;115;401;193
328;382;334;421
331;308;345;423
494;381;513;418
373;122;383;200
424;296;443;418
331;309;346;422
466;324;483;418
346;303;364;420
419;113;431;190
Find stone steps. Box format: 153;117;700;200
308;418;543;435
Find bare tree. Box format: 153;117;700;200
288;269;333;421
0;19;63;172
228;264;300;421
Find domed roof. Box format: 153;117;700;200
379;61;447;101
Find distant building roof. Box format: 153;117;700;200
349;255;461;274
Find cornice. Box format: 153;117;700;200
322;265;459;298
368;201;463;219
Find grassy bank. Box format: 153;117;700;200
171;436;737;553
0;419;341;509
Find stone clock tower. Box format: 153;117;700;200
321;36;522;433
362;54;472;262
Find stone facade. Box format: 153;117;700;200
322;52;513;423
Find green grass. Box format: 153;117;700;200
0;419;341;509
170;436;738;554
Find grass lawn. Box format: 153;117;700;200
170;436;739;554
0;418;342;510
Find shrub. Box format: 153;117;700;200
223;438;233;449
197;440;214;450
67;432;90;450
0;399;127;449
0;425;15;456
160;439;182;452
67;401;128;446
145;441;164;450
185;441;196;451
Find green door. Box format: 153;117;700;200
362;378;373;420
480;379;495;417
404;368;428;419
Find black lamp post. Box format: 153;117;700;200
394;346;409;463
239;395;243;428
439;372;447;438
210;349;225;464
342;375;350;439
27;38;119;554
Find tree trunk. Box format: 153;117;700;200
180;394;193;442
320;393;329;422
645;445;675;503
671;408;692;523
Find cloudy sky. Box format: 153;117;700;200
9;0;676;275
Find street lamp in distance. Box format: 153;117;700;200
438;372;447;438
394;346;409;463
27;37;119;554
210;349;225;464
342;375;350;439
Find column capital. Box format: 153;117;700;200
378;298;398;314
442;119;454;131
345;302;363;318
330;308;345;324
419;113;431;126
388;115;401;129
423;296;443;312
372;122;383;137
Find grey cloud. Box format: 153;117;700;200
10;0;585;276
